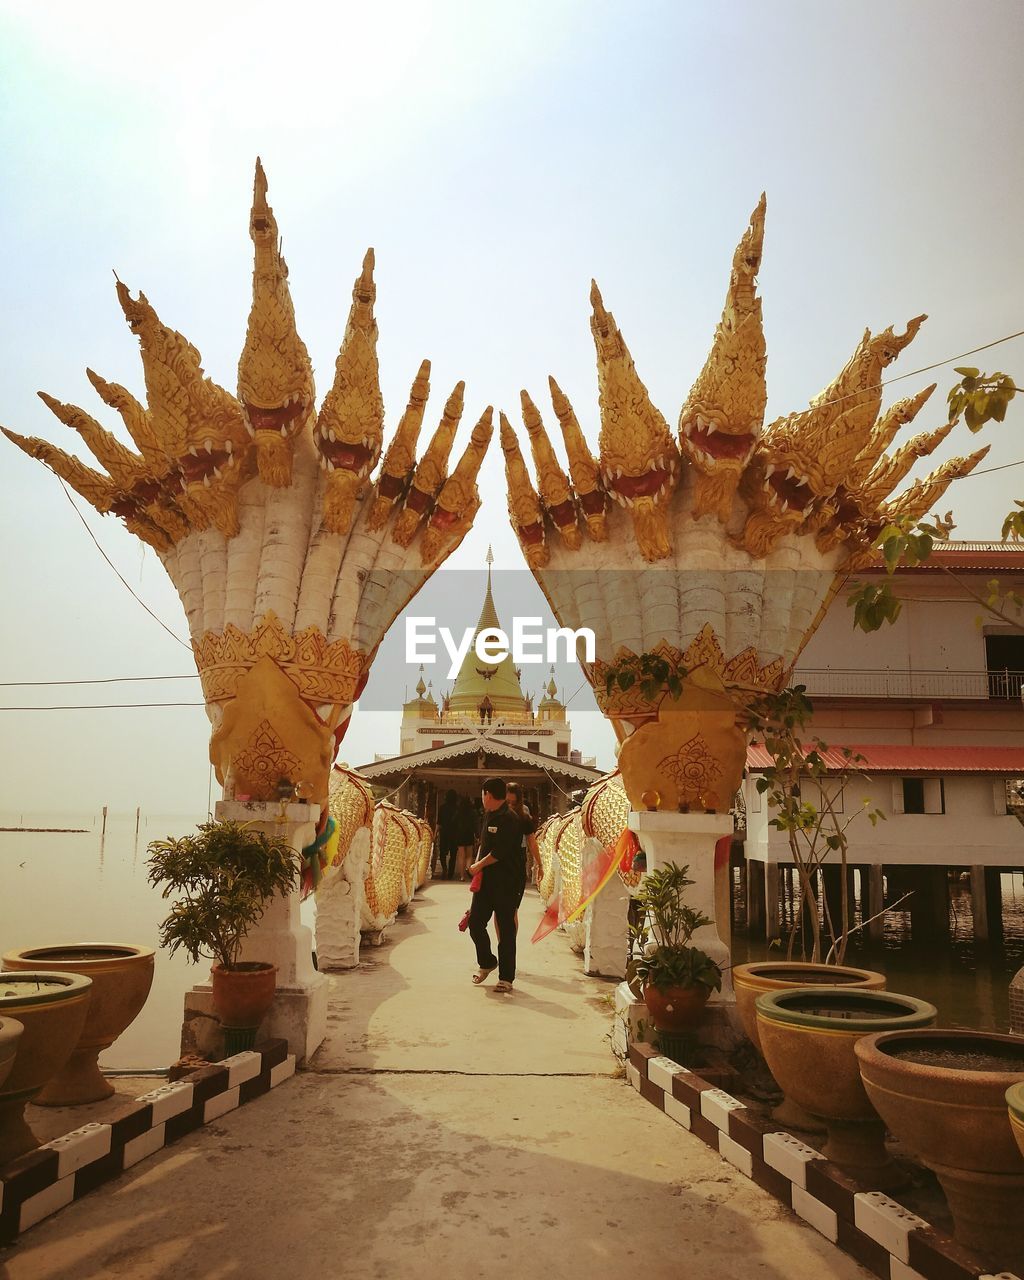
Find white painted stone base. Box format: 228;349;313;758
583;836;629;979
177;799;331;1064
612;981;656;1060
628;810;735;999
315;828;370;970
182;978;328;1065
612;979;745;1059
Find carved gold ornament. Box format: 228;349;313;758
617;669;748;813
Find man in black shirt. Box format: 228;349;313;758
468;777;524;993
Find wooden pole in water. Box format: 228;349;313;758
101;806;108;838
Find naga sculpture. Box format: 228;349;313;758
502;197;988;811
4;162;492;815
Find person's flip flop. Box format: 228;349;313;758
472;967;497;985
495;980;514;993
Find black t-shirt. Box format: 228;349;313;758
479;803;525;896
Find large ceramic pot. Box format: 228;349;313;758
756;987;936;1186
733;961;886;1054
3;945;155;1106
642;982;711;1033
211;962;277;1053
1008;1081;1024;1161
857;1029;1024;1260
0;1018;24;1093
0;972;92;1164
734;961;886;1132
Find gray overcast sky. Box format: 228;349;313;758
1;0;1022;815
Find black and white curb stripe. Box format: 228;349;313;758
627;1042;1020;1280
0;1040;294;1243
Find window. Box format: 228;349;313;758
431;740;443;749
527;741;540;752
894;777;944;814
985;633;1024;699
556;741;568;759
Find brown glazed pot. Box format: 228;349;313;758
211;963;277;1030
857;1028;1024;1262
733;961;886;1132
756;988;936;1188
3;945;155;1106
733;961;887;1054
642;983;711;1033
0;972;92;1163
0;1017;24;1093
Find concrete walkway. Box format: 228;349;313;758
1;882;869;1279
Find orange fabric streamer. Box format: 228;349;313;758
532;828;640;943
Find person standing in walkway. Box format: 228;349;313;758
468;777;523;993
455;793;477;879
506;782;541;904
436;789;460;880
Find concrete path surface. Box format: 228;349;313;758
1;881;869;1280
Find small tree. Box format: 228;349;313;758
630;862;723;993
747;687;884;964
147;820;298;970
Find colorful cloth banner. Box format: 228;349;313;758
532;828;640;943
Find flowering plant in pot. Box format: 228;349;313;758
630;862;722;1039
148;820;298;1051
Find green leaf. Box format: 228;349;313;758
953;367;979;378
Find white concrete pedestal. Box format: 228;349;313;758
315;827;370;970
627;810;742;1051
181;800;329;1065
583;837;629;980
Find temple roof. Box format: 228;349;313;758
358;733;603;782
446;561;528;711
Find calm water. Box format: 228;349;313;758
730;868;1024;1032
0;810;316;1069
2;813;1020;1067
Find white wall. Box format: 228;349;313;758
744;774;1024;868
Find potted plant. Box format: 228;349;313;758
147;820;298;1052
630;862;722;1037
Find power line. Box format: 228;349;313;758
58;480;191;650
0;675;199;687
0;702;206;711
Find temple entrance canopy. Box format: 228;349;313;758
357;561;603;825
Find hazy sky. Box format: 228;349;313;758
1;0;1022;815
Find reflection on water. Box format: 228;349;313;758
1;811;210;1069
4;811;1020;1062
731;869;1024;1032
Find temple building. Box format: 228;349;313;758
357;562;603;825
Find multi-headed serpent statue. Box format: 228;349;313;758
4;175;985;835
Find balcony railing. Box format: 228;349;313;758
794;668;1024;700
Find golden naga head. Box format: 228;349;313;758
391;381;465;548
419;407;494;566
679;196;768;523
237;159;315;487
591;282;681;561
520;390;581;550
549;375;608;541
115;282;250;537
500;410;548;568
315;250;385;534
366;359;432;531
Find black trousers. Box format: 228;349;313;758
469;887;519;982
439;833;459;877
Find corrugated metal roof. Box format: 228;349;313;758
746;743;1024;774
